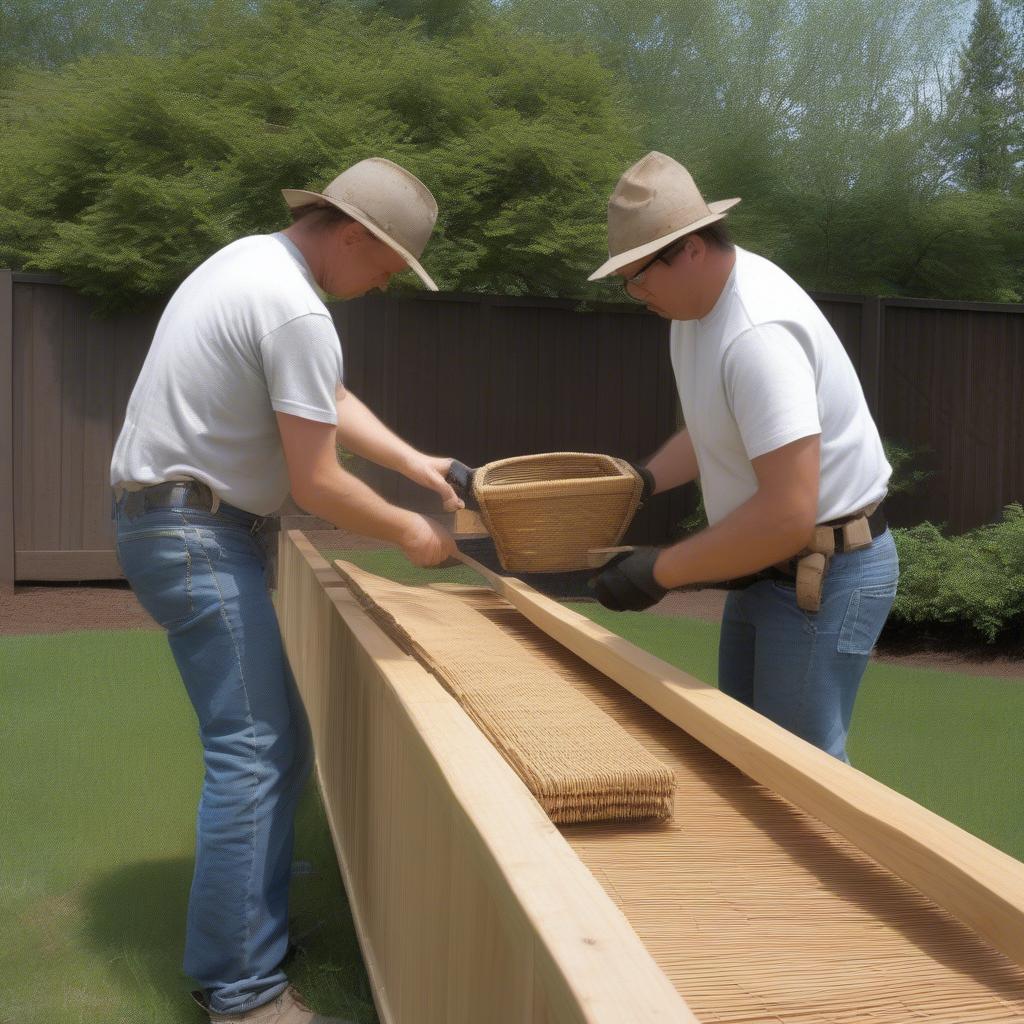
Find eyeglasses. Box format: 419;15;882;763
621;237;689;296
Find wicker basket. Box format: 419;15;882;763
473;453;643;573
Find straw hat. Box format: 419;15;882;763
589;152;741;281
282;158;440;291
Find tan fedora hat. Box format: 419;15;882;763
282;157;440;291
589;152;740;281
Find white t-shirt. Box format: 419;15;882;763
670;247;890;526
111;233;344;515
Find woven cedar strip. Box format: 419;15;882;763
334;560;675;825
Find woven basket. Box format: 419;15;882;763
473;453;643;573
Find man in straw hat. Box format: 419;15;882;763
589;151;898;764
111;157;462;1023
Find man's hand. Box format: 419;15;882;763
593;547;668;612
401;454;464;512
629;461;656;503
400;514;457;567
444;459;478;510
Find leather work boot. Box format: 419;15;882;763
205;986;356;1024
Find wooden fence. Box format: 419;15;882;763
2;269;1022;584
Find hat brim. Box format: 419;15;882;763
281;188;439;291
587;198;742;282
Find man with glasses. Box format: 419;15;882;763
587;151;897;765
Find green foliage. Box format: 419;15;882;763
891;505;1024;643
5;0;1024;303
0;0;639;310
0;0;228;72
498;0;1024;302
880;438;934;497
951;0;1018;192
357;0;487;36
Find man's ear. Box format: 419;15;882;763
336;219;371;249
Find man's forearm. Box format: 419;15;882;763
296;462;417;546
643;428;699;494
335;387;418;474
653;491;813;589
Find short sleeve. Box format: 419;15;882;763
721;323;821;460
260;313;344;425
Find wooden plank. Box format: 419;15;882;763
277;530;697;1024
30;283;63;550
59;288;86;552
452;552;1024;968
0;270;13;590
12;283;34;554
15;549;122;580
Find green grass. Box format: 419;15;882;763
0;630;375;1024
325;546;1024;864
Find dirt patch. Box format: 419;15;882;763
4;536;1022;680
0;582;160;636
873;633;1024;680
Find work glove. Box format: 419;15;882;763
445;460;479;510
592;547;668;612
629;462;656;503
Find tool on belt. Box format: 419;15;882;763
767;501;887;611
588;501;887;613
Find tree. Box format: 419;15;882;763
0;0;230;72
357;0;487;36
0;0;640;309
951;0;1017;192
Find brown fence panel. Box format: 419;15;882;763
10;276;155;580
879;299;1024;534
334;293;694;548
5;273;1024;581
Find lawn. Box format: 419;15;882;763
0;630;375;1024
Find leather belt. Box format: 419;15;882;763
118;480;269;533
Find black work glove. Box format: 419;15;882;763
592;546;668;612
445;459;479;511
629;462;656;503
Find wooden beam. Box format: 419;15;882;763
277;531;697;1024
453;551;1024;968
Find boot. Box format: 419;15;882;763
199;986;356;1024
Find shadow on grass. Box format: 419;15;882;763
79;788;378;1022
82;857;198;1014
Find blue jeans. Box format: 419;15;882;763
114;495;312;1015
718;529;899;763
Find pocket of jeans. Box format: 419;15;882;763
116;531;193;628
837;582;897;655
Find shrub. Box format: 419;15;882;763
889;505;1024;643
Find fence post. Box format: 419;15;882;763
860;295;883;421
0;270;13;591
